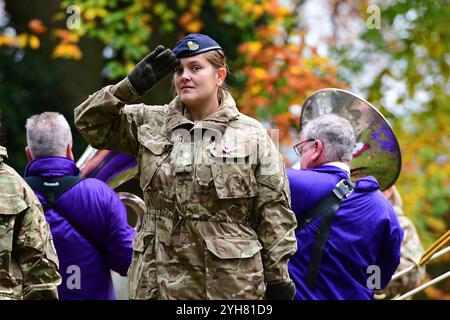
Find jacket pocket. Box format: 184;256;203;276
0;195;27;253
204;237;265;300
127;231;157;299
0;195;27;299
137;125;172;191
209;149;258;199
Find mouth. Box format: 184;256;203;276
181;86;194;91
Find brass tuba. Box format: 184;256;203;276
76;146;144;231
300;88;401;191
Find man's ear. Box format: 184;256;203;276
67;143;74;161
25;146;33;162
311;140;322;161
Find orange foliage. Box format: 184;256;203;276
52;43;82;60
178;0;204;33
0;34;17;47
179;11;203;33
55;29;73;43
0;33;40;49
231;1;346;163
243;3;265;20
237;37;345;157
51;28;81;60
28;19;47;34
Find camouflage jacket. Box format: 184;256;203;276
74;78;298;300
375;205;425;299
0;146;61;300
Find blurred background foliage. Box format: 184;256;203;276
0;0;448;299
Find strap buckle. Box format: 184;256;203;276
332;179;354;200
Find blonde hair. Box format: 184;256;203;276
203;50;231;103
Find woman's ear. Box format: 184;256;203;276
217;67;226;86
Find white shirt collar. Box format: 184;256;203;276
322;162;351;175
291;161;301;170
291;161;350;175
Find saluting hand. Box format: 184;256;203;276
128;45;180;95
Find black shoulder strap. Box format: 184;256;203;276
297;178;355;289
25;175;83;206
297;179;355;230
24;175;101;250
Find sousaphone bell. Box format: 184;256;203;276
300;88;402;191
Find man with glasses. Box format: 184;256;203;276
287;114;403;300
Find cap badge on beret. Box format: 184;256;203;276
187;41;199;51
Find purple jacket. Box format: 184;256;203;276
287;166;403;300
24;156;136;300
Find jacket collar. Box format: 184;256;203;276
322;162;351;175
166;90;240;134
24;156;80;178
308;165;350;180
308;165;380;192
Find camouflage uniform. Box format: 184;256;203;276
375;205;425;299
0;146;61;300
74;78;297;300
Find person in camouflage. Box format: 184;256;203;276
0;145;62;299
74;33;297;300
375;185;425;299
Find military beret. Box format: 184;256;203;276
172;33;222;58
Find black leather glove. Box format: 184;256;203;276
127;45;179;95
265;281;296;300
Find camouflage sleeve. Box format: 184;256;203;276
74;78;148;157
252;134;298;283
375;208;425;299
14;189;62;300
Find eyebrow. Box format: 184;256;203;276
181;59;204;66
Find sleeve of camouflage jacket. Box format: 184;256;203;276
376;203;404;289
14;186;62;300
74;78;148;157
375;206;425;298
252;134;298;284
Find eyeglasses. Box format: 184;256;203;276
293;139;315;157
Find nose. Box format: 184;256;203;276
178;69;191;82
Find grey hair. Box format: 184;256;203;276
301;114;356;161
25;112;72;158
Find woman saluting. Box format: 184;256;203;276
74;34;297;300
